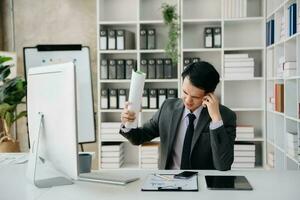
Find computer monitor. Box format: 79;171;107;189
26;62;78;188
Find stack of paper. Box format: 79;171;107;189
100;122;123;141
267;152;274;168
224;54;255;79
236;125;254;139
286;132;298;157
101;142;124;169
141;142;159;169
232;142;256;168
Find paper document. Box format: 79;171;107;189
125;70;146;128
0;153;28;165
141;174;198;191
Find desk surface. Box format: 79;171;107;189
1;164;300;200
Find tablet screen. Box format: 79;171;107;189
205;175;253;190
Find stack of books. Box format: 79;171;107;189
141;142;159;169
224;54;255;79
274;83;284;113
100;122;123;141
101;142;124;169
283;61;296;77
267;152;274;168
286;132;298;158
223;0;247;19
232;142;256;168
275;14;285;41
236;125;254;139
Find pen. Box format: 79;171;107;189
154;174;173;181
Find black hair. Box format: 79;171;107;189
181;61;220;93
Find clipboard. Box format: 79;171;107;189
141;174;198;192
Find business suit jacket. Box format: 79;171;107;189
120;98;236;170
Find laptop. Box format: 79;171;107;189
78;172;140;185
205;175;253;190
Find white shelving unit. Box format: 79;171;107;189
97;0;266;170
266;0;300;170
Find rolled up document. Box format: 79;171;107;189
125;70;146;128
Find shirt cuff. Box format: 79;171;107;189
120;124;132;133
209;120;223;130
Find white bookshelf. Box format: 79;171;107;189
266;0;300;170
97;0;266;170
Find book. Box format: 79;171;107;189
158;89;167;108
100;59;108;79
118;89;127;109
149;89;158;109
231;162;255;168
101;142;124;152
234;142;255;151
116;59;125;79
234;151;255;157
156;59;164;79
100;30;108;50
164;59;173;79
167;89;177;99
125;59;135;79
108;30;116;50
142;89;149;108
148;59;156;79
204;27;213;48
147;29;156;49
234;156;255;163
213;27;221;48
140;59;148;78
140;29;147;49
101;89;109;109
109;89;118;109
108;59;117;79
116;29;134;50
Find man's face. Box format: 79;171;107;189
181;77;206;112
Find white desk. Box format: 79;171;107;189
1;164;300;200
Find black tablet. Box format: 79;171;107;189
205;175;253;190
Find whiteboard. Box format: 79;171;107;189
23;45;96;143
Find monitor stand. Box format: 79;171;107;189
26;112;73;188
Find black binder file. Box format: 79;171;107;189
156;59;164;79
149;89;158;109
116;59;125;79
147;29;156;49
108;30;116;50
213;27;221;48
108;60;116;79
164;59;173;79
101;89;109;109
100;59;108;79
140;59;148;78
184;58;192;66
204;27;213;48
140;29;147;50
167;89;177;99
192;57;200;63
118;89;127;109
158;89;167;108
125;59;135;79
142;89;149;109
116;30;134;50
100;30;108;50
109;89;118;109
148;59;156;79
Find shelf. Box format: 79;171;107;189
266;0;287;19
144;79;179;83
99;21;137;25
224;17;264;22
139;20;164;24
99;80;131;83
285;116;300;123
267;110;285;116
285;32;299;43
235;137;264;142
182;18;222;23
140;49;165;53
99;50;137;54
224;47;264;51
100;109;123;113
230;108;264;111
222;77;264;81
183;48;222;52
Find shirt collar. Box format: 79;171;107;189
182;106;203;121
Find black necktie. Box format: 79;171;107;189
180;113;196;169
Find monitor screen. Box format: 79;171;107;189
26;62;78;186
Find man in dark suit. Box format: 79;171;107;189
120;61;236;170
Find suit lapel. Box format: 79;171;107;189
191;107;210;151
166;103;184;162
